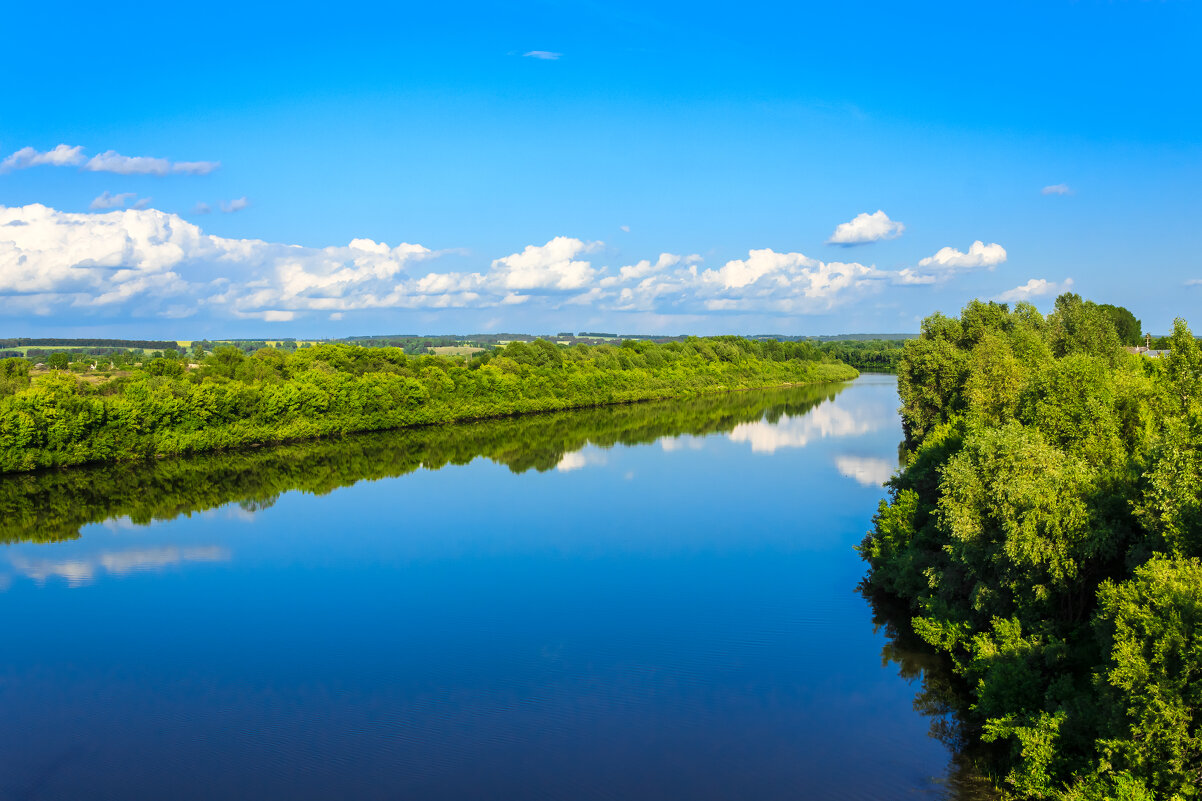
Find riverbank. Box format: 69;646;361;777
0;338;857;474
1;381;853;542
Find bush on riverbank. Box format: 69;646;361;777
0;337;856;473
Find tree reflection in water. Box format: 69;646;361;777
1;383;848;544
864;585;1002;800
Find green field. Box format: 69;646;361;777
429;346;485;356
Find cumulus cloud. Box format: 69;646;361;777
221;196;249;213
0;144;86;172
487;236;600;291
0;203;432;319
523;50;562;60
995;277;1074;303
918;240;1007;270
403;237;603;308
0;201;1005;324
1042;184;1073;196
192;202;212;215
699;250;886;313
0;144;218;176
827;210;905;245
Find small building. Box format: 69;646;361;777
1124;346;1170;359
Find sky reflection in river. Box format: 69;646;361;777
0;374;988;800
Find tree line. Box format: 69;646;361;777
0;336;856;474
859;293;1202;799
0;337;179;350
815;339;908;372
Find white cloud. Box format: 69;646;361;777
489;236;601;291
835;455;894;487
1042;184;1073;196
620;225;631;233
89;191;139;210
192;202;212;215
0;203;433;317
894;268;936;285
172;161;221;175
221;196;250;213
84;150;172;175
693;249;887;313
523;50;562;60
606;252;681;284
0;144;86;172
1;144;219;176
827;210;905;245
918;240;1007;270
995;277;1074;303
0;202;1002;324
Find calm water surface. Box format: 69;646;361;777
0;375;986;800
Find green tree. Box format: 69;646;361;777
1097;304;1143;347
1095;556;1202;798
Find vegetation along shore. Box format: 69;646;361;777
859;293;1202;800
0;382;843;543
0;336;856;474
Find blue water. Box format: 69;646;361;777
0;375;975;799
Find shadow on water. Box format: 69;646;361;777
863;585;1002;800
0;382;850;544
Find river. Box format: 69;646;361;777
0;374;992;800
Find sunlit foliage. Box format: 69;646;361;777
0;382;846;542
860;293;1202;799
0;337;855;473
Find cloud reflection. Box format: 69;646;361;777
728;404;879;454
835;456;896;487
10;546;230;587
556;449;608;472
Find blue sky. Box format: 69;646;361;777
1;0;1199;337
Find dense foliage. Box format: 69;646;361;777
817;339;909;372
859;293;1202;799
0;382;845;542
0;336;855;474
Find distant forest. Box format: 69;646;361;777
0;338;178;350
